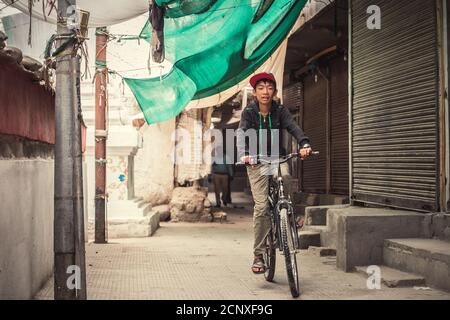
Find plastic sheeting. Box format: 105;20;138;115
185;38;288;111
125;0;306;125
3;0;149;27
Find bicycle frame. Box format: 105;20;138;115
268;165;296;251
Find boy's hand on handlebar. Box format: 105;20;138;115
240;155;255;165
300;147;312;160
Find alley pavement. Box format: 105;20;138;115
35;193;450;300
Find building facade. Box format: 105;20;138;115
283;0;450;291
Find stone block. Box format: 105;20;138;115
168;187;209;222
203;198;211;208
336;207;425;272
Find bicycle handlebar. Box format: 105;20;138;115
236;151;320;166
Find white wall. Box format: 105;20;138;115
0;159;54;299
134;119;176;205
1;12;54;60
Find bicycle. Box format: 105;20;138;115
238;151;319;298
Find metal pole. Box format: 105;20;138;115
437;0;447;212
54;0;77;300
73;56;87;299
95;27;108;244
442;0;450;211
347;0;353;205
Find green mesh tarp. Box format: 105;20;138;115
124;0;306;125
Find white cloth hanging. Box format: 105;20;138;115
2;0;149;27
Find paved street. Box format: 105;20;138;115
35;193;450;300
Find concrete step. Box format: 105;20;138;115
298;230;321;250
305;206;327;226
300;225;339;250
318;194;349;205
292;193;350;207
294;204;308;216
133;197;144;203
88;200;159;240
137;199;150;209
383;238;450;292
355;265;426;288
292;193;320;206
106;200;152;220
304;205;349;226
88;211;160;239
307;246;336;257
301;225;328;233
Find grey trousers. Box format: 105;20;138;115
247;163;290;257
212;173;230;206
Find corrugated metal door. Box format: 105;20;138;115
283;82;303;112
303;73;327;193
330;56;349;195
283;82;304;181
351;0;440;211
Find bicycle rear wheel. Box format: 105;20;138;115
280;208;300;298
264;229;276;282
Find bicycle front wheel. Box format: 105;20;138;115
280;208;300;298
264;229;276;282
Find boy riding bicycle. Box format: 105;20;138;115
236;72;312;274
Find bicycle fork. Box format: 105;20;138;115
276;203;300;254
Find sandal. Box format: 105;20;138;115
251;255;266;274
296;216;305;229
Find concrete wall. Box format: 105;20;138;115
134;119;176;205
0;53;55;144
422;213;450;241
0;160;54;299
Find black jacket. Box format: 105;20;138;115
237;101;310;158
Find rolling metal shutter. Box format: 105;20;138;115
351;0;440;211
303;73;327;193
283;82;303;112
283;82;304;181
330;56;349;195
